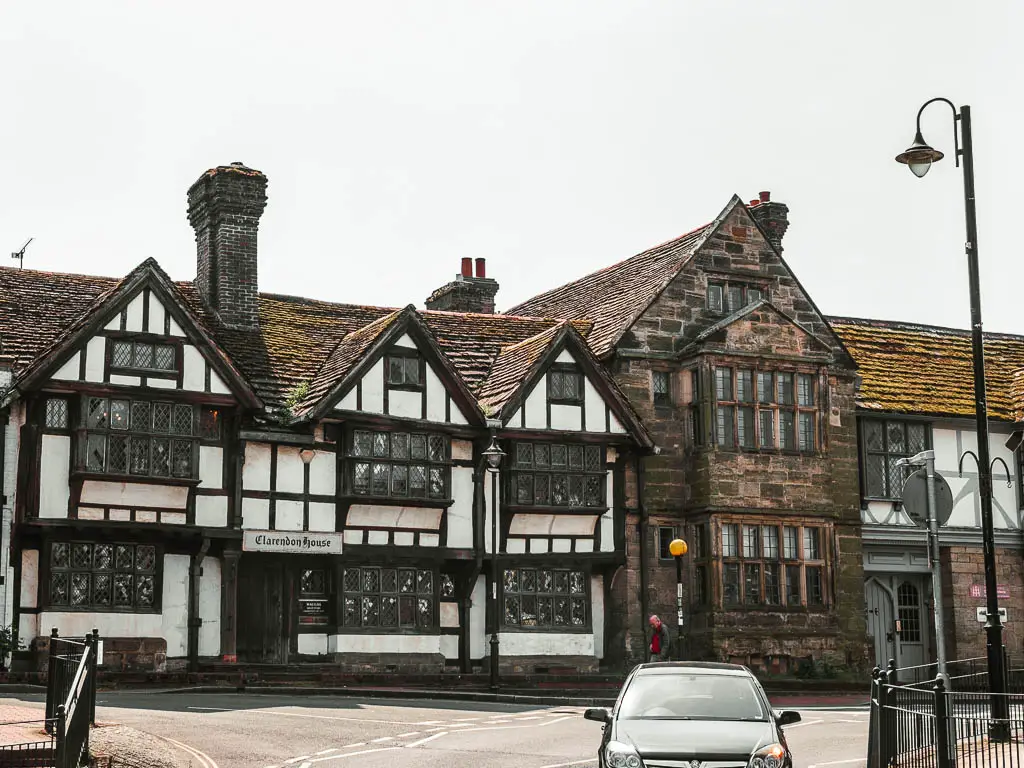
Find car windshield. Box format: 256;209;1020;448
617;672;767;721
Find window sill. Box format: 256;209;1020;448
505;505;608;515
332;627;440;636
72;471;200;487
109;369;178;380
342;495;453;508
43;606;161;615
499;626;593;634
720;604;830;613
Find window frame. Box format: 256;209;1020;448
706;280;769;314
384;350;425;392
652;370;672;408
657;526;677;561
507;441;607;512
337;565;438;635
45;540;162;614
107;335;181;379
547;364;585;406
691;522;710;608
43;397;71;433
717;520;830;610
860;418;932;500
713;366;819;454
344;427;452;503
499;566;591;632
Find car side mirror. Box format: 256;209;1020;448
776;710;801;727
584;707;611;723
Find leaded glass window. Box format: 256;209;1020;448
109;340;177;374
45;399;69;430
48;541;157;612
862;419;930;499
713;367;818;452
349;429;449;500
501;568;588;630
339;566;435;630
548;368;584;404
386;355;423;388
510;441;605;508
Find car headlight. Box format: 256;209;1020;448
748;743;786;768
605;741;644;768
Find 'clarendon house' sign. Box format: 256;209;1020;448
242;530;344;555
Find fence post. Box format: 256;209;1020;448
89;629;99;726
867;667;881;768
45;627;59;733
883;660;898;767
55;703;66;768
934;675;954;768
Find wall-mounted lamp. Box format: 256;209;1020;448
299;448;316;465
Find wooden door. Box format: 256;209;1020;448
237;559;287;663
866;577;896;669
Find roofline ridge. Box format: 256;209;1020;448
829;314;1024;340
0;264;122;281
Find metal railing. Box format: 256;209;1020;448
43;628;100;768
0;719;57;767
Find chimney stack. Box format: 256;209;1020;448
425;258;499;314
187;162;268;330
748;190;790;253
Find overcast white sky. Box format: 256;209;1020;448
1;2;1020;332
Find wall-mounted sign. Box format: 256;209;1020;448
242;531;343;555
977;607;1009;623
299;598;330;627
969;584;1010;600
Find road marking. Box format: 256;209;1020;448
405;732;448;748
781;718;824;729
187;706;234;712
315;748;339;755
537;760;597;768
835;718;865;723
306;747;401;765
284;756;311;765
459;715;576;734
513;715;541;721
246;709;416;726
370;737;392;743
395;732;420;738
415;720;445;725
808;760;866;768
158;735;221;768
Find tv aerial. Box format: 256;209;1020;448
10;238;32;269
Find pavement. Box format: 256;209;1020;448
0;690;870;768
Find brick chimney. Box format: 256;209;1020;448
187;162;268;330
748;190;790;253
425;258;499;314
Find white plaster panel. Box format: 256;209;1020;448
109;509;131;522
308;451;336;495
298;634;330;655
531;539;549;554
551;404;582;432
470;576;486;659
80;480;187;510
241;497;270;529
84;337;105;383
307;503;336;532
394;333;417;349
450;402;468;425
329;634;441;654
497;632;595;656
360;359;385;414
276;447;305;493
109;374;141;386
195;496;228;527
506;408;521;427
600;511;615;553
209;369;230;395
346;505;442;530
524;379;547;429
198;558;221;657
584;378;607;433
932;426;1019;529
337;389;358;411
20;551;38;609
182;345;205;392
20;614;39;647
506;538;526;554
275;500;304;531
147;378;176;390
552;539;572;553
125;293;145;332
609;412;626;433
147;294;165;336
394;531;415;546
39;435;70;519
592;574;604;659
606;447;617;463
168;316;185;337
136;510;157;522
344;529;363;545
51;353;81;381
161;554;190;656
484;470;500;554
104;316;121;332
78;508;104;520
243;443;272;491
556;350;575;364
426;366;446;423
440;602;460;628
447;467;474;548
576;539;594;553
199;446;223;489
367;530;389;545
389;389;421;419
441;635;459;660
451;440;473;461
550;515;598;536
420;533;440;547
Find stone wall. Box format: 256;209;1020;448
941;545;1024;660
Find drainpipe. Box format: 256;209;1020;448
187;537;211;673
637;454;650;663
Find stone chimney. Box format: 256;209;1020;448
748;190;790;252
425;258;499;314
187;162;268;330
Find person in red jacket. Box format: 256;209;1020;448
649;615;671;661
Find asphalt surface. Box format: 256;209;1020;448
1;691;869;768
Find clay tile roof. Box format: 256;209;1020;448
478;322;572;414
828;316;1024;421
505;223;714;357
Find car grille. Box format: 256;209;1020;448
645;762;747;768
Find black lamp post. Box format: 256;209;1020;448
482;435;505;691
668;538;688;659
895;99;1008;729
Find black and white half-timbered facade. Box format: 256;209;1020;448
0;162;651;672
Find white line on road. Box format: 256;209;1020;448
315;748;339;755
781;718;824;729
307;747;401;765
187;706;234;711
395;732;421;738
405;732;448;748
370;737;392;743
537;760;597;768
808;759;866;768
284;756;311;765
158;735;221;768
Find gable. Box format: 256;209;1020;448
695;302;833;360
333;332;471;425
505;347;626;435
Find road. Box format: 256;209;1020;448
3;691;869;768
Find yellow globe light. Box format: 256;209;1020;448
669;539;688;558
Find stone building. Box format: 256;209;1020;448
828;318;1024;668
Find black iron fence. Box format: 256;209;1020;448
869;657;1024;768
0;720;57;768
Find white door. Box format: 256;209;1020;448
896;580;927;673
866;577;896;668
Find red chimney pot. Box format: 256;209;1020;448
750;199;760;207
475;258;486;279
759;191;771;203
461;258;473;278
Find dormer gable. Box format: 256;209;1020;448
690;300;835;361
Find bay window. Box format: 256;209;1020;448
348;429;450;500
719;521;828;608
510;441;605;508
501;567;589;630
48;541;159;612
714;367;818;452
340;566;436;630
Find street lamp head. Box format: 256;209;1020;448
669;539;688;558
896;130;945;178
482;436;505;473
